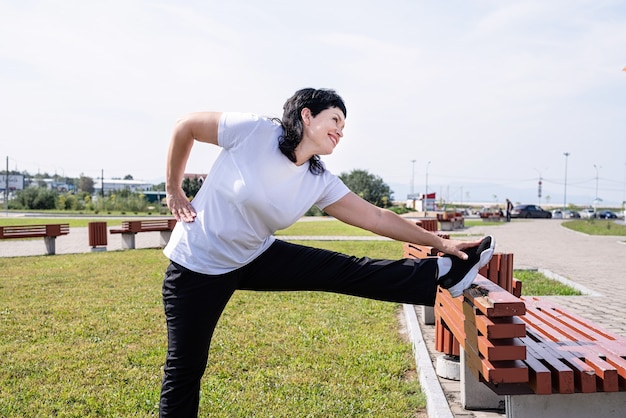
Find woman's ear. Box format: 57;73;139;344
300;108;311;125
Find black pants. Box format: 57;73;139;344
159;239;438;417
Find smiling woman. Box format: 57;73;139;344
159;87;493;417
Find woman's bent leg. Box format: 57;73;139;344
160;262;238;418
240;240;438;306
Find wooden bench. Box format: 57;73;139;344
110;219;176;249
403;241;626;417
479;212;503;222
436;212;465;231
0;223;70;255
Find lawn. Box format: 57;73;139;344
513;269;581;296
562;219;626;236
0;242;426;417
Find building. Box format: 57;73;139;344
93;179;153;194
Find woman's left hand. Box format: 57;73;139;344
167;189;197;223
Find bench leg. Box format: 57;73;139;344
120;233;136;250
505;392;626;418
159;230;172;247
43;236;56;255
421;305;435;325
460;348;504;411
439;221;453;231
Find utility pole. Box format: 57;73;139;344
425;161;431;214
5;156;8;213
563;152;570;210
410;160;416;195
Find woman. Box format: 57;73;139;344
161;88;495;417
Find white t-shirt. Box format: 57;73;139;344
163;112;351;275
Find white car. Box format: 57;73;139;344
551;209;563;219
580;208;595;219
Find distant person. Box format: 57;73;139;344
160;87;496;417
506;198;513;222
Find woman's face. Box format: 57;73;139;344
301;107;346;156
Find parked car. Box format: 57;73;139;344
564;210;581;219
598;210;618;219
510;204;552;219
580;208;595;219
551;209;563;219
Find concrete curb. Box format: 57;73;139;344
403;304;454;418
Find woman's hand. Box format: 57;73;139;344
435;238;484;260
167;189;197;223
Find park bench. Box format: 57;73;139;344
110;218;176;249
0;223;69;255
403;238;626;418
436;212;465;231
479;212;502;222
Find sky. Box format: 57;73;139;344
2;0;626;207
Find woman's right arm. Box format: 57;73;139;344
166;112;222;222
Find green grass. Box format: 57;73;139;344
276;219;377;236
562;219;626;236
514;270;582;296
0;242;425;417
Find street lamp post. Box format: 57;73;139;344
425;161;431;214
563;152;570;210
593;164;601;214
410;160;416;195
534;168;543;205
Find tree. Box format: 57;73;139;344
14;187;57;210
339;169;394;208
182;177;202;198
152;182;166;191
78;174;95;194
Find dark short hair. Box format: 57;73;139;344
277;88;347;175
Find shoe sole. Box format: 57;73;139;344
447;236;496;298
477;236;496;269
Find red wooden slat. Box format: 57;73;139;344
465;276;526;317
522;346;553;394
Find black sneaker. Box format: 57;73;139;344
437;236;495;298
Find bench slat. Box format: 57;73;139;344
403;242;437;259
520;346;553;394
465;276;526;317
604;354;626;390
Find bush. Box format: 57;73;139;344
14;187;57;210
